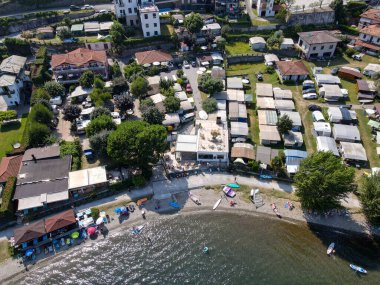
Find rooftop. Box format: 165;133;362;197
297;30;341;45
68;166;107;190
197;120;229;153
259;125;281;142
0;155;22;183
255;146;279;165
316;136;339;156
227;77;243;89
341;142;368;162
139;4;159;13
273;88;293;100
23;145;60;162
249;37;266;44
51;48;107;69
256;83;273;97
279;111;302;126
0;74;16;87
360;24;380;37
277;60;309;76
0;55;27;75
360;9;380;21
256;97;275;110
231;143;254;160
258;110;278;126
135;50;173;65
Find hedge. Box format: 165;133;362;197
0;110;17;122
0;177;17;219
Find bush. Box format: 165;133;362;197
109;178;134;191
27;122;51;147
90;88;112;107
0;110;17;122
90;106;111;120
86;115;116;137
91;208;100;220
202;98;217;113
265;66;275;74
89;130;112;156
345;47;356;57
132;175;146;187
31;88;51;106
4;38;31;56
247;160;260;172
29;103;53;125
0;177;17;219
79;70;95;88
43;81;65;98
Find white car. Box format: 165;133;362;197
98;9;109;14
82;5;94;9
303;93;318;100
183;63;190;69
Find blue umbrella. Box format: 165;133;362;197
25;249;34;257
114;207;121;214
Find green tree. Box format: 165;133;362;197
271;156;284;173
330;0;346;24
43;81;65;98
114;93;134;114
0;110;17;122
184;12;204;35
30;88;50;106
202;97;217;113
130;77;149;99
221;25;231;37
89;130;112;157
124;62;144;82
62;104;81;122
266;30;284;49
142;106;165;125
294;152;355;211
90;106;111;120
63;16;71;27
107;121;167;168
27;122;51;147
112;76;129;94
160;87;175;97
90;88;112;106
112;61;122;78
198;74;224;95
275;7;288;23
277;114;293;134
140;98;155;113
57;26;72;39
86;115;116;137
110;21;126;52
79;70;95;88
94;77;105;89
358;173;380;225
30;103;53;125
164;96;181;113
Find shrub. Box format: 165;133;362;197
265;66;275;74
86;115;116;137
345;47;356;57
43;81;65;98
0;110;17;122
202;98;217;113
27;122;51;148
91;208;100;220
89;130;112;157
0;177;17;219
31;88;51;106
90;106;111;120
29;103;53;125
132;175;146;187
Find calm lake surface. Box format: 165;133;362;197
17;212;380;285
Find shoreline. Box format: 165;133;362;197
1;186;378;284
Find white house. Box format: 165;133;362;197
0;55;28;108
297;30;341;59
114;0;139;26
276;60;309;82
358;9;380;29
139;3;160;38
280;38;294;50
257;0;275;17
356;25;380;54
249;37;266;51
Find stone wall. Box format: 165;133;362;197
287;7;335;26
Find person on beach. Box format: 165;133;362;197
234;177;237;183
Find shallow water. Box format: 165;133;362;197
17;212;380;285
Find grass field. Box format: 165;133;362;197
0;239;10;263
0;113;28;159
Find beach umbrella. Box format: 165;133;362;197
201;46;207;50
153;61;160;66
143;63;151;68
96;217;104;225
196;70;204;75
25;249;34;257
120;206;128;213
233;158;246;165
87;227;96;235
114;207;121;214
71;232;80;239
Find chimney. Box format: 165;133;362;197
31;154;37;163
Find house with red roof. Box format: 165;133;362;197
51;48;108;84
359;9;380;29
0;155;22;185
356;25;380;53
276;60;309;82
135;50;173;66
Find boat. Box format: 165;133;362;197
327;243;335;255
189;192;200;205
350;264;367;274
213;198;222;210
203;246;209;254
223;186;236;198
132;225;145;234
227;183;240;188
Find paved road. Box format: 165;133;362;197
0;3;114;18
183;66;203;116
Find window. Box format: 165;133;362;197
198;154;213;159
120;10;125;15
329;44;333;49
153;13;156;18
128;8;132;13
144;14;148;19
154;31;158;35
128;0;132;2
154;23;157;27
134;8;137;13
321;45;324;50
104;44;108;49
312;46;316;51
146;24;149;28
363;34;366;39
130;20;134;26
146;32;150;37
377;38;380;43
216;155;224;159
136;20;139;25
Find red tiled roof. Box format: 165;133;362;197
297;30;341;45
360;24;380;37
44;209;76;233
0;155;22;183
355;39;380;51
51;48;107;69
135;50;173;65
276;60;309;76
360;9;380;22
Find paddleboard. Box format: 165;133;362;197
227;183;240;188
350;264;367;274
132;225;145;234
327;243;335;255
213;198;222;210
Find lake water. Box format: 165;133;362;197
16;212;380;285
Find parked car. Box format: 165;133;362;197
330;67;339;75
256;72;263;81
232;137;246;143
352;53;364;61
308;104;321;111
63;38;79;43
98;9;110;14
111;112;121;125
181;112;195;123
183;60;190;69
186;84;192;93
49;96;62;105
302;88;316;95
82;4;94;9
191;61;197;67
339;105;352;110
69;5;81;11
303;93;318;99
302;80;315;90
341;89;349;97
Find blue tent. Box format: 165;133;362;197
114;207;121;214
25;249;34;257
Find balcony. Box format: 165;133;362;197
54;64;106;73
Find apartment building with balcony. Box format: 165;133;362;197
256;0;275;17
139;2;161;37
355;25;380;53
215;0;240;18
0;55;29;108
297;30;341;60
115;0;140;27
51;48;108;85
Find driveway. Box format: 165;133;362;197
183;66;202;117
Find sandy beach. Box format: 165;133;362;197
0;183;376;285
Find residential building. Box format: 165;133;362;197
256;0;275;17
230;122;249;138
255;146;278;167
139;3;161;37
51;48;108;84
357;80;377;101
316;136;339;156
338;67;363;81
0;55;29;108
333;124;361;142
249;37;266;51
279;111;302;131
359;9;380;29
135;50;173;65
283;131;303;148
0;155;22;184
284;149;308;174
256;83;273;98
340;142;368;165
215;0;240;19
115;0;139;26
280;38;294;50
201;23;221;37
297;30;341;59
356;25;380;53
36;26;54;39
231;143;255;162
276;60;309;82
287;7;335;26
363;63;380;77
259;125;281;145
68;166;108;198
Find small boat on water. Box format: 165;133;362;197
350;264;367;274
213;198;222;210
227;183;240;188
223;186;236;198
327;243;335;255
189;192;200;205
132;225;145;234
203;246;209;254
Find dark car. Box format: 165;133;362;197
339;105;352;110
69;5;81;11
330;67;339;75
256;72;263;81
191;61;197;67
308;104;322;111
302;88;316;95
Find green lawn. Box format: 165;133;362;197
0;239;11;263
0;114;28;159
161;24;174;36
225;42;254;55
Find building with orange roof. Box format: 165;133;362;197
51;48;108;84
359;9;380;28
276;60;309;82
356;24;380;53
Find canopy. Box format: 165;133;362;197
87;227;96;235
233;158;246;164
96;217;104;225
71;231;80;239
143;63;151;68
199;110;208;120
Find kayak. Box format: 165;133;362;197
227;183;240;188
189;192;200;205
327;243;335;255
350;264;367;274
132;225;144;234
223;186;236;198
213;198;222;210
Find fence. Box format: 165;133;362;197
226;54;264;65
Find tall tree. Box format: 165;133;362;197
164;96;180;113
107;121;167;168
202;98;217;113
198;74;224;95
90;106;111;120
358;173;380;226
130;77;149;99
29;103;53;125
79;71;95;88
142;107;165;125
62;104;81;122
184;13;204;38
277;114;293;134
90;88;112;106
114;93;134;114
43;81;65;98
329;0;346;24
86;115;116;137
294;152;355;211
110;21;127;52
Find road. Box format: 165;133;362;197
0;3;114;18
183;66;203;116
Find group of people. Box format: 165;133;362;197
285;201;295;211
